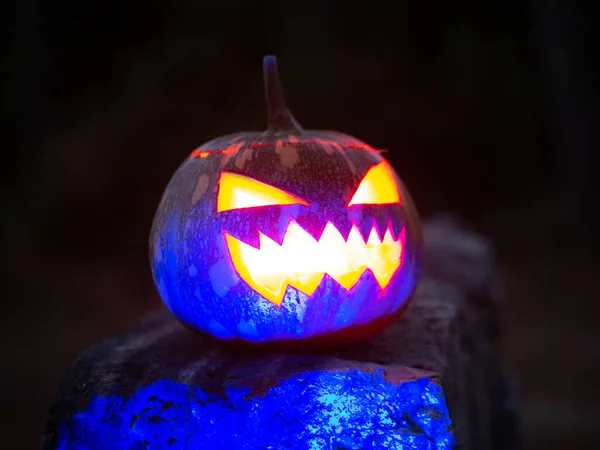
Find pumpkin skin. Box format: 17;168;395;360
149;57;422;347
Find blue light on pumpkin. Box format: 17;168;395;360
153;209;420;342
57;369;454;449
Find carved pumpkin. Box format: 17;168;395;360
150;56;422;347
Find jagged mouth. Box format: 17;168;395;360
224;220;405;306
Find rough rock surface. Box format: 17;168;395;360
42;217;518;449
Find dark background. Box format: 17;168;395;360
2;1;599;449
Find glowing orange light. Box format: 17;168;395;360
190;150;212;158
348;161;402;206
225;221;404;306
217;172;310;213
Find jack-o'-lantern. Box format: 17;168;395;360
150;56;422;347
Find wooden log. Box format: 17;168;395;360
42;217;518;449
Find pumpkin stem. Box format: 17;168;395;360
263;55;303;135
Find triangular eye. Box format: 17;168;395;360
218;171;309;212
348;161;402;206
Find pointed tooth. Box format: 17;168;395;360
288;272;325;297
347;224;366;246
226;215;264;249
294;214;326;242
331;269;364;291
383;226;396;245
269;226;287;247
258;232;283;269
310;221;330;243
371;255;401;289
282;220;308;247
270;215;294;245
386;220;396;240
367;225;382;246
373;215;390;241
320;222;344;245
245;211;288;246
227;228;260;249
354;268;377;292
356;218;376;244
256;279;288;306
391;219;404;241
328;216;353;242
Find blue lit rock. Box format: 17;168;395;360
42;217;518;450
